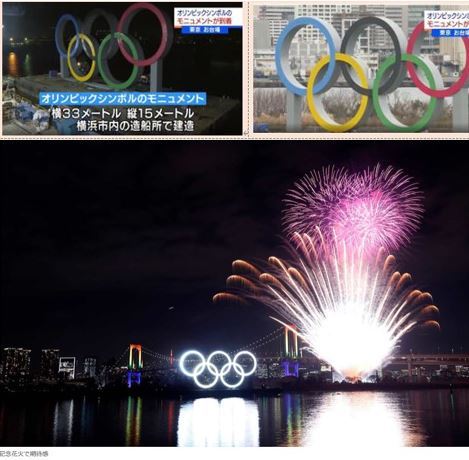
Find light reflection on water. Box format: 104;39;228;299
7;52;19;77
53;399;74;446
177;397;259;447
4;50;50;78
125;396;142;446
0;389;468;446
300;392;425;447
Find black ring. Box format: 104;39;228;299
340;16;407;96
82;9;118;59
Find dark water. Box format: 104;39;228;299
1;389;468;446
3;38;242;99
3;46;59;78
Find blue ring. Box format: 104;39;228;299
275;17;338;96
55;14;81;58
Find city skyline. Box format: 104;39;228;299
253;4;466;80
3;341;469;386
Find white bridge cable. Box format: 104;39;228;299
115;346;130;366
141;346;172;362
130;326;285;364
232;326;285;354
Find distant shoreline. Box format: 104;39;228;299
1;382;468;400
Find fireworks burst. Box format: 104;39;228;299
283;165;423;253
214;231;439;381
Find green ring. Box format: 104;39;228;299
97;32;139;91
372;53;437;133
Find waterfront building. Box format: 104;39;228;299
40;349;60;380
84;357;97;379
58;357;76;380
2;347;31;384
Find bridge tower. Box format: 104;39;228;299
127;343;143;388
284;325;298;358
283;325;299;377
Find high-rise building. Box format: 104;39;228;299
2;348;31;382
58;357;76;380
354;5;407;51
438;4;467;72
84;357;97;378
40;349;60;380
295;4;353;42
254;19;272;50
257;5;295;46
406;5;440;54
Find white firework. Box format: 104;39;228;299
215;231;438;381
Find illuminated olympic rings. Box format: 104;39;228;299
55;3;173;90
179;350;257;389
67;34;98;82
276;17;469;132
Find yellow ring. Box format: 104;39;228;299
67;33;96;82
306;53;369;133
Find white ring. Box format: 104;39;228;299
220;362;245;389
233;351;257;376
179;350;257;389
193;362;219;389
179;350;205;377
207;350;232;376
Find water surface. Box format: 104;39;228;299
1;389;468;446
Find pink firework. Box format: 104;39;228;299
283;165;423;253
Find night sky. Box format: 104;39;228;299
3;2;242;38
3;2;243;103
1;142;468;366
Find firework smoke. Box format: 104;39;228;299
283;165;423;253
215;231;439;381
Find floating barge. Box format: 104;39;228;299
3;74;241;135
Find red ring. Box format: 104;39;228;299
407;21;469;98
117;2;169;67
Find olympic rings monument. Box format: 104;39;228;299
274;16;469;132
55;3;173;91
179;350;257;389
